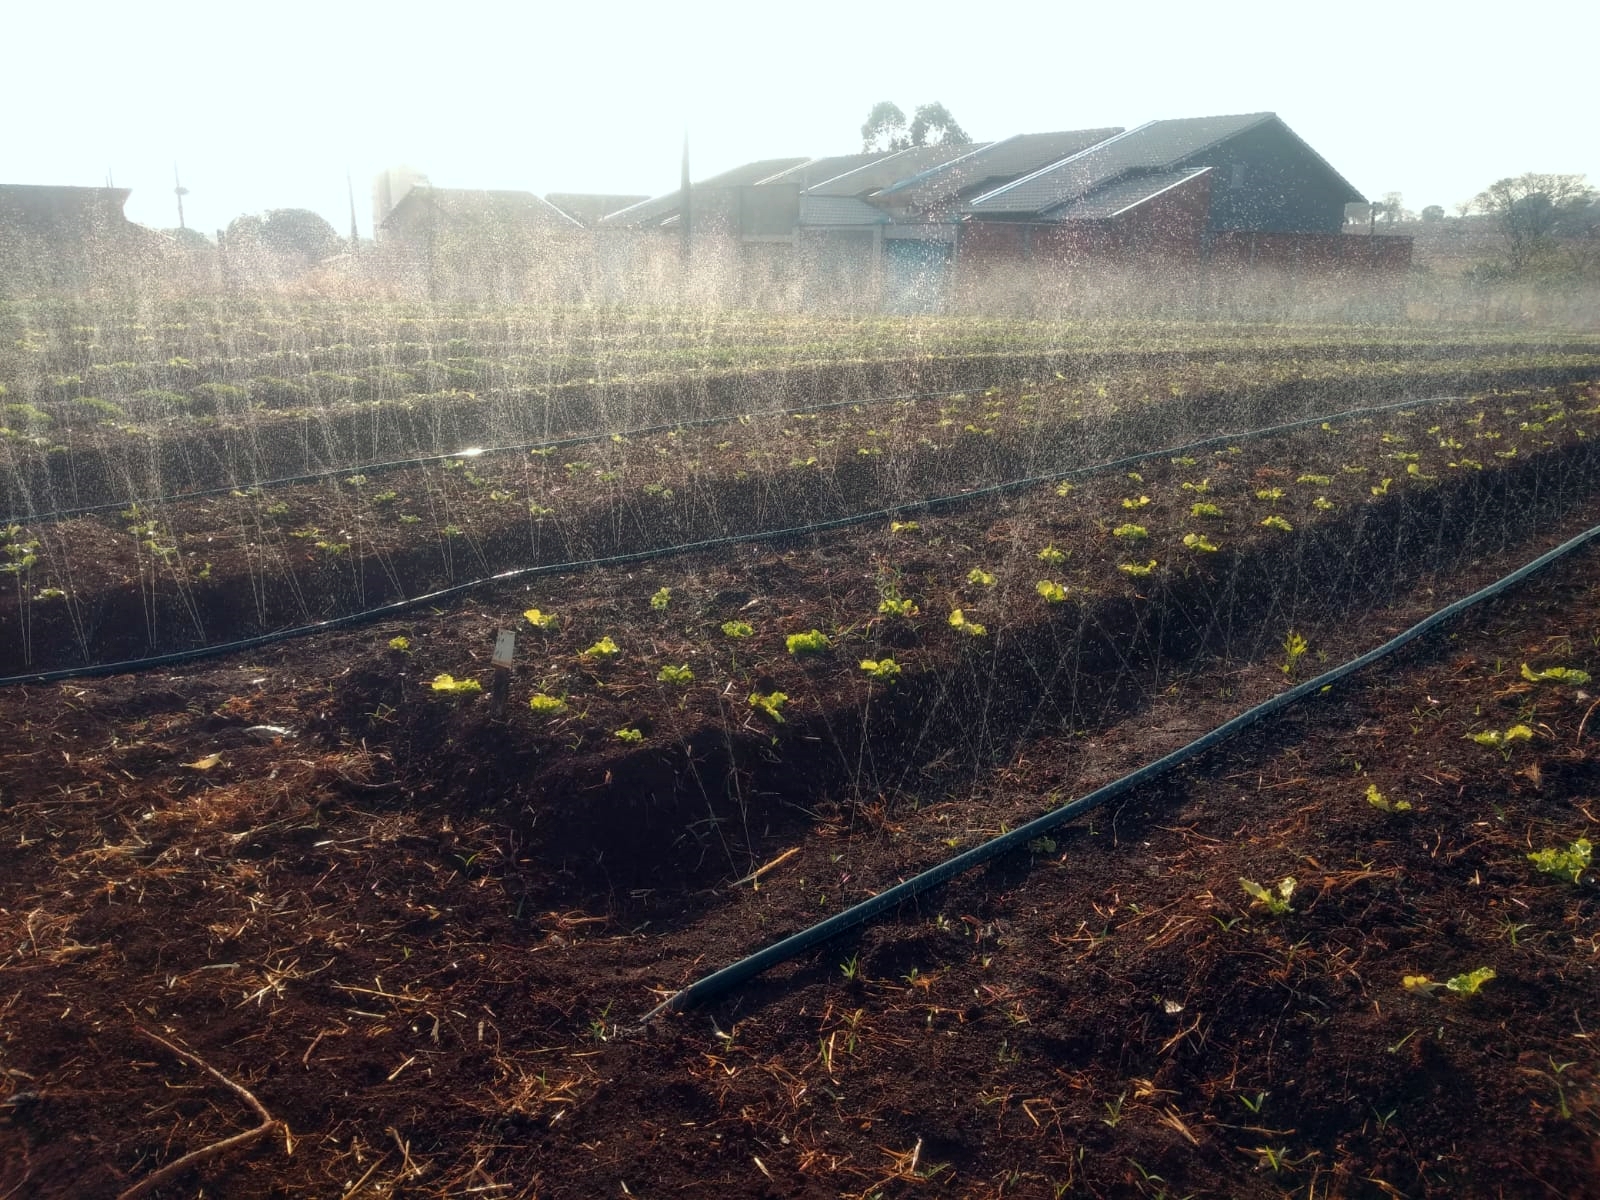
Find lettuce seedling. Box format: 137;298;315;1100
966;568;996;587
786;630;830;655
1112;523;1148;541
650;587;672;611
583;636;621;659
1254;487;1284;503
1404;967;1495;996
657;664;694;685
889;520;920;534
523;608;559;631
1260;515;1294;532
1296;474;1332;485
1054;481;1076;497
1118;560;1157;577
749;691;788;722
1190;502;1223;518
1121;495;1151;510
721;620;754;639
1037;545;1067;565
430;674;482;694
1467;724;1534;754
859;658;901;681
1036;580;1067;603
614;727;643;742
1528;838;1591;884
1240;877;1295;915
1366;784;1411;813
529;693;567;715
948;609;987;637
1182;533;1218;553
1520;663;1591;686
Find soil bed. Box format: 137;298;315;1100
1;413;1599;1195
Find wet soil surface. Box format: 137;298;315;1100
1;396;1598;1197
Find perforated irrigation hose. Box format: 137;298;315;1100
637;518;1600;1023
0;392;1478;688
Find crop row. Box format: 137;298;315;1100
1;380;1594;680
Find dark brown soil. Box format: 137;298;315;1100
1;382;1598;1198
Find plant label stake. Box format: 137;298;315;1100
490;630;515;716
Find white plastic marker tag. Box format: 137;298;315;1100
492;629;516;668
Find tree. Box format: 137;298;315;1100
259;208;341;265
862;102;908;153
1472;173;1597;272
862;101;970;153
1420;205;1445;223
907;102;971;149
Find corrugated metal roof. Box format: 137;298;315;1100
798;195;890;227
877;129;1124;207
601;158;809;227
386;188;581;229
1046;168;1211;220
757;153;894;188
967;113;1276;215
803;143;988;197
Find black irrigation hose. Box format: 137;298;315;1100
638;518;1600;1024
0;391;1479;688
2;385;975;527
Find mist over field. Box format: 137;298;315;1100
2;7;1599;1198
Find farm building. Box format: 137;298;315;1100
0;183;171;290
602;112;1409;308
374;185;586;298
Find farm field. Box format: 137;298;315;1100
0;301;1598;1199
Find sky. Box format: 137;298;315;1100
7;0;1598;238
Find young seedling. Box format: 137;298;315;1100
1121;495;1150;510
721;620;754;639
1366;783;1412;813
966;568;996;587
614;727;643;742
1403;967;1495;996
1240;876;1295;915
859;658;901;681
1280;631;1309;676
656;664;694;685
388;636;411;653
1260;514;1294;532
1254;487;1285;504
948;609;987;637
1182;532;1218;553
786;629;830;655
1527;838;1591;884
1036;580;1068;603
430;674;482;695
1520;663;1591;685
649;586;672;611
1037;545;1068;565
529;693;568;715
1296;473;1332;485
1054;481;1076;497
1112;523;1149;541
1312;496;1335;511
1118;560;1157;577
1371;477;1393;496
582;636;621;659
889;520;920;534
1190;502;1223;518
1466;724;1534;757
749;691;788;723
523;607;559;631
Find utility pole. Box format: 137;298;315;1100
347;172;360;253
680;132;692;263
173;163;189;230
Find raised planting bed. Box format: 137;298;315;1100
0;378;1594;677
0;456;1594;1198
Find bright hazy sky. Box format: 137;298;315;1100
8;0;1597;237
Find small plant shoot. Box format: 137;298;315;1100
786;629;830;655
1240;876;1295;915
1527;838;1590;884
